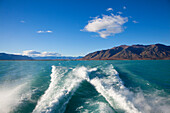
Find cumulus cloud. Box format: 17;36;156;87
132;20;139;23
106;8;113;11
37;30;53;33
22;50;61;57
123;6;126;9
82;14;128;38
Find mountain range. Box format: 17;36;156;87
0;53;33;60
32;56;83;60
0;53;83;60
1;44;170;60
81;44;170;60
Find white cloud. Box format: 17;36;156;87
37;30;53;33
132;20;139;23
21;50;61;57
46;30;53;33
117;12;123;14
82;14;128;38
37;30;45;33
106;8;113;11
123;6;126;9
20;20;25;23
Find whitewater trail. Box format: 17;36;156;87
0;83;26;113
89;65;140;113
33;66;78;113
33;65;141;113
33;66;98;113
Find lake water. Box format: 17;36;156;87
0;60;169;113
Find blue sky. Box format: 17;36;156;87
0;0;170;56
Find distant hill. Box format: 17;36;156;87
33;56;83;60
81;44;170;60
0;53;83;60
0;53;33;60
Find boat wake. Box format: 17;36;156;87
33;64;170;113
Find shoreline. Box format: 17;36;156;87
0;59;169;61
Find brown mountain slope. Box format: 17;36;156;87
81;44;170;60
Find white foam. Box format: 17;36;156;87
0;82;28;113
88;67;97;72
87;101;114;113
132;89;170;113
89;64;140;113
97;102;115;113
72;66;89;80
33;66;92;113
75;98;114;113
66;65;139;113
33;65;170;113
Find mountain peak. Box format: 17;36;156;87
112;45;129;49
155;43;166;46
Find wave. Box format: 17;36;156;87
76;101;115;113
33;66;97;113
33;64;170;113
88;64;170;113
88;64;140;113
0;82;31;113
75;94;115;113
33;65;140;113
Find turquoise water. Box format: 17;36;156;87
0;60;169;113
